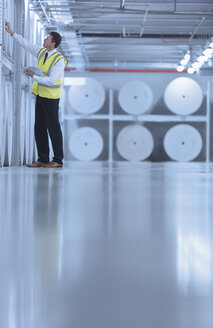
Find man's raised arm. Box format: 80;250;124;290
5;21;42;58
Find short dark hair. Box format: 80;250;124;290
50;32;62;48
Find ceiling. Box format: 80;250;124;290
29;0;213;70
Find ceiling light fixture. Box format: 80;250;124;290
187;67;195;74
192;62;202;69
180;59;188;66
176;51;190;73
64;77;86;86
177;65;185;72
180;38;213;74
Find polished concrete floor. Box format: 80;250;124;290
0;162;213;328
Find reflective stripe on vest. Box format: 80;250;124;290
38;84;61;88
46;53;62;75
38;49;46;62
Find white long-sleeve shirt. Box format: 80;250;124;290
13;33;65;86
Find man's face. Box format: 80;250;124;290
43;34;55;48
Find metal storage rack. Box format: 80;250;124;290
0;0;42;166
64;82;211;163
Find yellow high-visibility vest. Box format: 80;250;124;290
32;48;67;99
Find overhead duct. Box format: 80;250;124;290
199;66;213;75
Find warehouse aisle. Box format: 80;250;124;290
0;162;213;328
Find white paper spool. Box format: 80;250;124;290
0;92;6;166
29;98;35;164
25;94;30;164
20;91;25;164
164;124;202;162
0;83;12;166
116;125;154;161
0;110;3;165
164;77;203;115
69;127;104;161
0;79;7;166
118;81;153;115
7;85;13;166
2;82;13;166
68;78;105;114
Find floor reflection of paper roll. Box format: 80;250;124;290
164;77;203;115
118;81;153;115
69;127;104;161
116;125;154;161
164;124;203;162
68;78;105;114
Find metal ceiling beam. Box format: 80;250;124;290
174;0;177;12
120;0;125;10
30;6;213;16
38;0;51;23
47;15;213;22
29;0;213;68
61;22;213;29
189;4;213;41
28;1;213;3
78;33;210;39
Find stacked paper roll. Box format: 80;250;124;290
164;77;203;115
164;124;202;161
20;90;25;164
116;125;154;161
69;127;104;161
118;81;153;115
68;78;105;114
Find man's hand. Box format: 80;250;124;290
24;69;34;78
5;21;14;36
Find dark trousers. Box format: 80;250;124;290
35;95;63;164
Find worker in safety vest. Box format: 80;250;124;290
6;21;67;168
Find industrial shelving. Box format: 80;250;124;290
64;81;211;163
0;0;43;166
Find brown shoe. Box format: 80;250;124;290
45;162;63;168
26;161;48;168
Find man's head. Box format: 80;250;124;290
43;32;62;50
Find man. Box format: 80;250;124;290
5;21;67;168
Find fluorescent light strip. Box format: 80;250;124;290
64;77;86;86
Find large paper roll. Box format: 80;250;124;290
25;94;30;164
29;98;35;164
164;77;203;115
20;91;25;164
7;84;13;166
116;125;154;161
164;124;202;162
69;127;104;161
118;81;153;115
0;86;6;166
68;78;105;114
0;108;3;165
